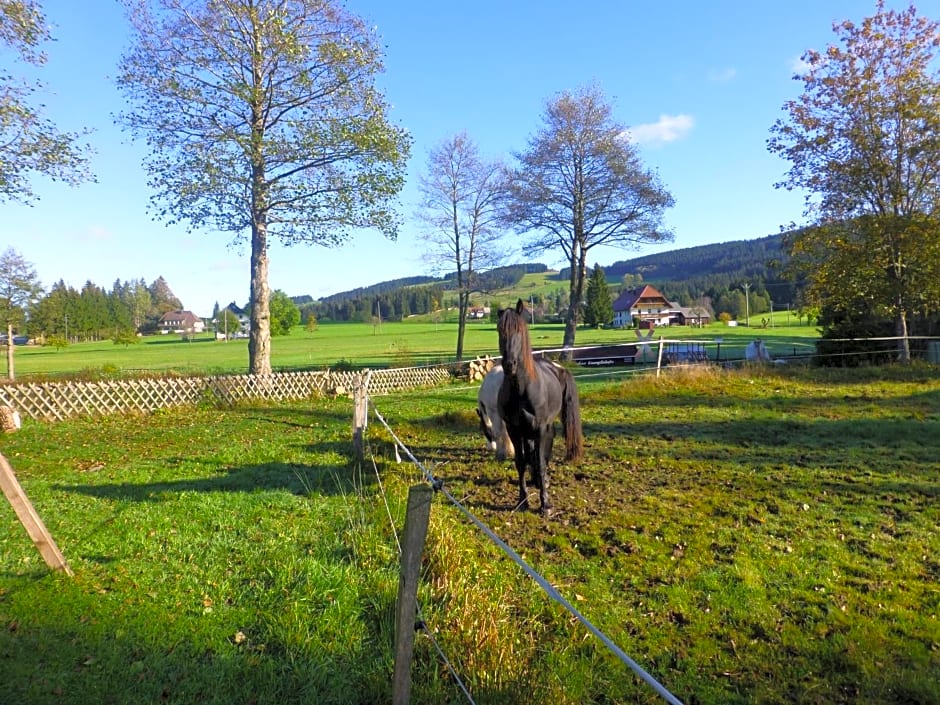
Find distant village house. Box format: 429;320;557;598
158;310;205;335
612;285;711;328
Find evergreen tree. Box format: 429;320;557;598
584;264;613;328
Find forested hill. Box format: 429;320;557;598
299;233;795;322
314;275;439;304
589;232;795;310
600;233;786;283
313;264;549;305
315;236;787;305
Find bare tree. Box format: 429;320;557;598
416;132;506;360
0;0;93;203
503;85;674;351
116;0;411;374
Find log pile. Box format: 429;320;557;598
467;356;496;382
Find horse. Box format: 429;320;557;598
476;364;516;461
497;299;583;515
745;338;772;363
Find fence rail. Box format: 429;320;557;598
0;366;454;423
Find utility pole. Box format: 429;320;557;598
742;283;750;327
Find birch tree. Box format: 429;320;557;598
116;0;411;374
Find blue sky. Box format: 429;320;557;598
5;0;934;317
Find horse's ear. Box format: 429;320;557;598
515;299;525;315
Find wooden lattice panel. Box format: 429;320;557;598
0;365;454;424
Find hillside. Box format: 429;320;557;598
596;233;786;283
299;233;794;322
317;234;788;298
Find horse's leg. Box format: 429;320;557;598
529;447;541;488
507;428;529;509
537;424;555;515
493;409;513;461
515;449;529;510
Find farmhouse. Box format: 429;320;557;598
158;310;205;335
612;285;712;328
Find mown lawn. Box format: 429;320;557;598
1;363;937;704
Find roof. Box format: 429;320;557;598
159;310;201;326
612;284;670;312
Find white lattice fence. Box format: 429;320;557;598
368;365;453;395
0;365;456;423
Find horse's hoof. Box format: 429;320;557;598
539;505;554;518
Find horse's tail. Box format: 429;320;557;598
559;367;584;462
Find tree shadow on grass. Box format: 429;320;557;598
53;457;372;503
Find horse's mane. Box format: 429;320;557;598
498;303;537;378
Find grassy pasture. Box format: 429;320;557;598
6;314;820;379
0;364;937;703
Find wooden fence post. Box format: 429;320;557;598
0;452;73;576
656;338;665;377
392;484;433;705
352;370;371;460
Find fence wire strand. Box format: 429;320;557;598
364;416;476;705
367;398;685;705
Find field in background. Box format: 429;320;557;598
4;268;821;379
5;314;820;380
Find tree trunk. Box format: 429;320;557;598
248;224;272;376
562;252;578;355
456;290;468;362
563;242;589;355
5;322;13;382
896;307;911;364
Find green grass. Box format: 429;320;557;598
1;364;937;703
6;314;820;380
467;270;572;308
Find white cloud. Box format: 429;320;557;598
625;114;695;147
789;55;812;75
708;67;737;83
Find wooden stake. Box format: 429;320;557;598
0;452;73;576
352;370;371;460
392;484;433;705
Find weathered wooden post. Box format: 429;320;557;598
0;405;21;432
0;452;73;576
392;484;433;705
352;369;371;460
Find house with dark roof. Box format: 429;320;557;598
158;310;205;335
612;285;711;328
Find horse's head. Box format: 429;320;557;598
497;299;533;377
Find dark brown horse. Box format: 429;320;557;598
497;300;583;514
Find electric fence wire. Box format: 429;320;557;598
365;431;476;705
368;399;686;705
